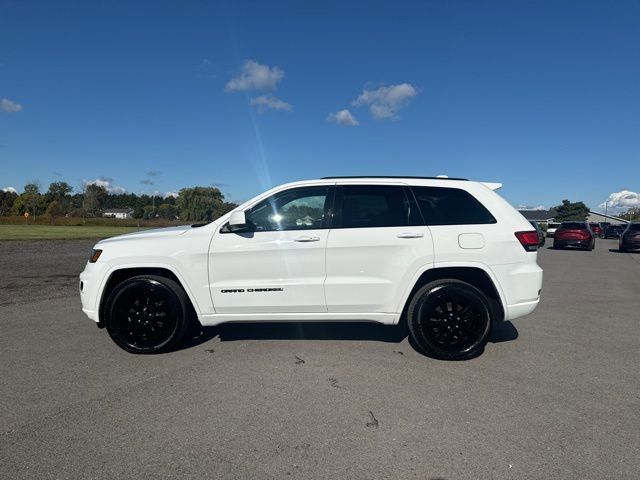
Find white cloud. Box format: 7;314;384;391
84;178;126;195
327;109;359;126
225;60;284;92
1;98;22;113
353;83;418;120
163;191;179;198
517;204;547;211
599;190;640;210
2;186;17;193
250;95;292;113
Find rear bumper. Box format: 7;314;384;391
507;298;540;320
554;239;591;248
490;261;543;321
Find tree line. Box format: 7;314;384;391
0;181;237;222
548;199;640;222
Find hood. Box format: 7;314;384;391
97;225;192;245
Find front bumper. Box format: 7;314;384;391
79;261;110;323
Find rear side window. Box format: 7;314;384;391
333;185;420;228
410;186;496;226
628;223;640;231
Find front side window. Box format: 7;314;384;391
410;186;497;226
333;185;420;228
244;186;331;232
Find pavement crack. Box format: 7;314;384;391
294;355;305;364
327;378;343;389
366;410;379;428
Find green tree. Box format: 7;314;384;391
46;181;73;214
157;203;178;219
0;190;18;216
45;200;64;224
131;206;145;219
12;182;47;217
621;207;640;221
23;181;41;195
143;205;157;219
83;184;108;216
551;200;590;222
177;186;229;222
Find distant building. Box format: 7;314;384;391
518;210;556;227
586;211;629;225
103;208;134;219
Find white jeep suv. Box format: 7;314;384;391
80;176;543;359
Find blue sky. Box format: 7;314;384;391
1;0;639;212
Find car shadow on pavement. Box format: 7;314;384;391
178;320;518;350
609;248;639;254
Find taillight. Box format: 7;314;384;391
515;231;539;252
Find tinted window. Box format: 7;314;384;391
410;186;496;226
628;223;640;231
334;185;420;228
561;222;588;230
244;186;330;232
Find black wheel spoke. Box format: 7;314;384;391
108;280;181;351
418;287;489;355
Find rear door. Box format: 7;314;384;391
324;183;434;313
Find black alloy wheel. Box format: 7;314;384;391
104;275;190;354
407;280;492;360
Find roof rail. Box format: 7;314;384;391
320;175;469;181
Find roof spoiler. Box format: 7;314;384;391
482;182;502;191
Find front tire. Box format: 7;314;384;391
407;280;492;360
104;275;191;354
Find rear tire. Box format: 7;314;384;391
104;275;191;354
553;242;562;249
407;280;492;360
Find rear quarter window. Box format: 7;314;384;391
410;186;496;226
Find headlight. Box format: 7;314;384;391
89;249;103;263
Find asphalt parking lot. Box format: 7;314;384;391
1;238;639;479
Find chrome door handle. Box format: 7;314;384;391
294;235;321;242
396;232;424;239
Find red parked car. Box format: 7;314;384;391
589;223;603;237
619;223;640;252
553;222;595;251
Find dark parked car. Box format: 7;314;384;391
553;221;595;251
619;223;640;252
529;220;546;247
589;223;603;238
603;224;625;238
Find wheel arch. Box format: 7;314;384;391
398;264;506;324
98;266;200;326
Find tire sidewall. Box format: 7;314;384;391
407;280;492;360
105;276;187;354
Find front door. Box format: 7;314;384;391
209;185;333;314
